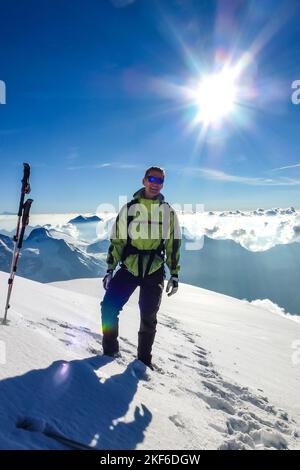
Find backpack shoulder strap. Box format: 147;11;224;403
120;198;137;262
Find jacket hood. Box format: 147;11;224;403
132;187;165;203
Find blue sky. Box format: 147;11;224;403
0;0;300;213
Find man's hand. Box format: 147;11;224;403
166;276;178;297
103;270;113;290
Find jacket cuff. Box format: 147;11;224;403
170;270;179;277
107;264;116;271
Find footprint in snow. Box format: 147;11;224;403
169;414;186;430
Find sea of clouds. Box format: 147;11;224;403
1;207;299;252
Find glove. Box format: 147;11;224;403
103;270;113;290
166;276;178;297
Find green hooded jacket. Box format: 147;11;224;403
106;188;181;277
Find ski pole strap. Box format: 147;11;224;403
18;199;33;249
17;163;31;217
22;198;33;226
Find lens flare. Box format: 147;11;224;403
53;362;70;386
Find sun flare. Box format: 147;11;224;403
195;69;238;124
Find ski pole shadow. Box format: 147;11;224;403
0;355;152;450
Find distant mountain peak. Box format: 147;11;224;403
26;227;51;242
68;215;102;224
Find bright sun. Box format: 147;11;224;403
196;69;238;124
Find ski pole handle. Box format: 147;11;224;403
22;163;31;193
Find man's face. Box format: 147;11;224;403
143;170;164;198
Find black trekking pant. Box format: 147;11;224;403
100;265;165;364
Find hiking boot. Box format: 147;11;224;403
137;355;155;370
103;350;121;359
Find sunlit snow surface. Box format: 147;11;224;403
0;273;299;450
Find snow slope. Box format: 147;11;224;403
0;271;299;450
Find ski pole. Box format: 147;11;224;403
13;163;31;243
2;164;32;325
5;164;31;292
2;198;33;325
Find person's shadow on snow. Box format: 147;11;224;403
0;355;152;450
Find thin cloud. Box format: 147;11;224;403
183;167;300;186
67;163;112;171
271;163;300;172
117;163;141;169
67;162;142;171
67;163;300;185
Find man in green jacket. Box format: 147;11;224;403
101;166;181;369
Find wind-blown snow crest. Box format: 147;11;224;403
248;299;300;323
